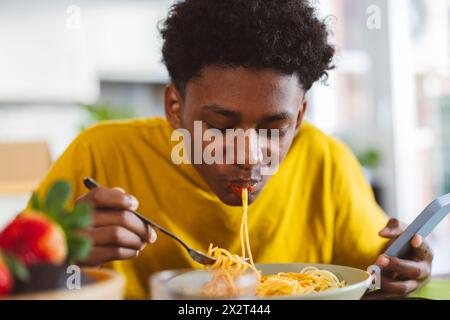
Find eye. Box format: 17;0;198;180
204;121;232;133
261;128;288;138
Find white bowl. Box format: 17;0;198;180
163;263;371;300
256;263;371;300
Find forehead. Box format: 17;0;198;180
184;66;304;116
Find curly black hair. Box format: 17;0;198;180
159;0;335;94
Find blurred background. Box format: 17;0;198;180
0;0;449;273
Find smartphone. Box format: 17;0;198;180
384;193;450;259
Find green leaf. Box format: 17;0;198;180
45;180;72;217
68;203;92;229
67;234;92;263
3;253;29;282
30;192;41;211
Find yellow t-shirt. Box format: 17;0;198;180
33;117;388;299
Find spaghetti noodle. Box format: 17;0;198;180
202;188;346;298
257;266;345;296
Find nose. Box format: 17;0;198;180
235;130;263;170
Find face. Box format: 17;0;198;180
165;66;307;206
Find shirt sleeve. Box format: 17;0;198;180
329;139;389;270
29;131;95;209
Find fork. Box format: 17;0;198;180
83;177;217;266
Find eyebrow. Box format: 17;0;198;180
261;112;293;123
201;104;240;118
201;104;294;122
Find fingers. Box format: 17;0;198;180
364;277;420;299
81;247;139;267
113;187;126;194
74;185;159;267
411;234;423;248
373;234;433;298
378;218;404;238
77;186;139;211
376;254;431;280
78;222;156;266
380;276;420;296
374;219;434;298
93;210;157;244
411;235;434;262
80;226;145;251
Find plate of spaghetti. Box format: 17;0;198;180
165;188;372;300
166;262;371;300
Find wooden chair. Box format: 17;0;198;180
0;142;51;194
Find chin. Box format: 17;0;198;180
222;194;243;206
216;190;260;206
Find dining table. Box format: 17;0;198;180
408;274;450;300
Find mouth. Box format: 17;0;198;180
227;179;260;197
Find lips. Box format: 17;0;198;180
227;180;259;197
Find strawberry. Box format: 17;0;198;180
0;253;13;296
0;211;67;266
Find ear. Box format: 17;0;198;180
295;98;308;133
164;84;183;129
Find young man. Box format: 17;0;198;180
34;0;432;299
